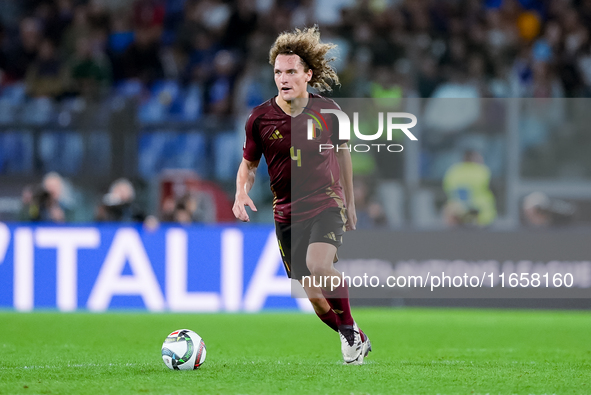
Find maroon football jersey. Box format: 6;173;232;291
243;94;348;223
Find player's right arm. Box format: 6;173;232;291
233;158;259;222
234;111;263;222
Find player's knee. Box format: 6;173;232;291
307;261;332;278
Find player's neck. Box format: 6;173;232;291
276;92;309;117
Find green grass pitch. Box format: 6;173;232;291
0;308;590;394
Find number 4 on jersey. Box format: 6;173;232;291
290;146;301;167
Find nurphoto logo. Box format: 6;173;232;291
307;109;418;153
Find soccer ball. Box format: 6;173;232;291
161;329;206;370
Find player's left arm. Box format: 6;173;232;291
335;145;357;231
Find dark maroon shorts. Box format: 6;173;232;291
274;207;346;280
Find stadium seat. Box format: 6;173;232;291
21;98;55;125
0;131;33;174
0;83;27;104
86;131;112;176
138;98;167;124
180;84;203;122
38;131;84;175
138;81;185;124
138;131;208;178
213;131;242;181
0;99;16;125
115;80;144;98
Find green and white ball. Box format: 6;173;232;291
161;329;206;370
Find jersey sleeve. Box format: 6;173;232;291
243;112;263;162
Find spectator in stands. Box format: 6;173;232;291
32;0;73;45
22;172;71;223
107;14;134;80
28;184;65;222
43;171;73;218
120;27;164;85
370;65;403;100
183;28;219;84
220;0;257;54
530;61;564;98
175;1;202;54
2;18;41;83
159;195;177;222
443;150;497;227
522;192;576;227
171;194;195;224
87;0;111;32
417;56;441;98
61;5;92;59
68;35;112;99
0;22;4;80
159;192;216;224
353;178;387;229
132;0;165;31
205;50;237;114
96;178;145;222
18;184;35;222
26;39;68;98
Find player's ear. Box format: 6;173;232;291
306;69;312;82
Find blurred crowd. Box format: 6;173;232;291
20;173;146;223
1;0;591;109
4;0;591;227
18;165;582;228
19;171;226;225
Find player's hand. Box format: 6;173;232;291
345;205;357;231
233;193;257;222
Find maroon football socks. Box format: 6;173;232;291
316;309;339;332
321;283;354;327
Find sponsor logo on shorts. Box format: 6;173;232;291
324;232;339;242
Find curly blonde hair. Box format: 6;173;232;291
269;25;340;92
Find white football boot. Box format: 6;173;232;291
338;322;364;365
359;329;372;362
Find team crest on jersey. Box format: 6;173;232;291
304;107;328;141
309;122;320;140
